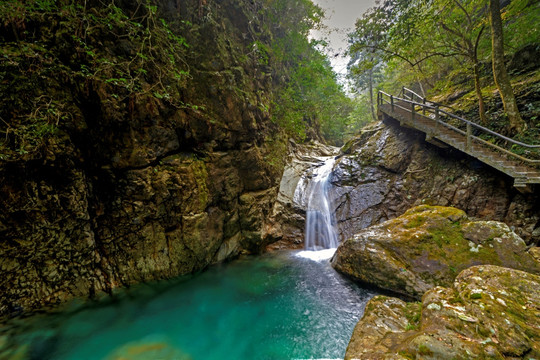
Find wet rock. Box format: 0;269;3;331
0;0;284;318
332;205;540;299
265;141;339;250
106;341;191;360
333;122;540;245
345;265;540;360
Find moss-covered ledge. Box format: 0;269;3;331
345;265;540;359
331;205;540;299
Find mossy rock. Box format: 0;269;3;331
332;205;540;299
345;265;540;359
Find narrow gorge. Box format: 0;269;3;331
1;0;539;359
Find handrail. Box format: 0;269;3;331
401;87;456;112
378;90;540;149
377;90;540;169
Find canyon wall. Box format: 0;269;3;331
0;0;286;317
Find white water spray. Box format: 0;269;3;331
301;157;339;251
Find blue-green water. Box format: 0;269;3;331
1;250;375;360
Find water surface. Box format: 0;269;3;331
2;250;375;360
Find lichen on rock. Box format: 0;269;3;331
345;265;540;359
332;205;540;299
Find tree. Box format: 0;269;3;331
347;5;399;121
434;0;488;124
489;0;526;133
263;0;354;144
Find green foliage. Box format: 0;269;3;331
504;0;540;50
347;0;539;137
273;47;355;144
0;0;192;160
256;0;356;145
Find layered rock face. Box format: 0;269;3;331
0;0;285;317
332;121;540;246
266;141;339;250
332;205;540;299
345;265;540;359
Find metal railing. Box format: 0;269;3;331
377;90;540;168
399;87;455;112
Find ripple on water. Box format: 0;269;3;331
1;250;376;360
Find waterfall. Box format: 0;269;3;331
296;156;339;252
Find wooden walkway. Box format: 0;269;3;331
377;88;540;192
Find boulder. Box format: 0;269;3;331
345;265;540;359
332;205;540;299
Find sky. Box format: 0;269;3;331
310;0;377;81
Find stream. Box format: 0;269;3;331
2;250;376;360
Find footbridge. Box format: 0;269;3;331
377;87;540;192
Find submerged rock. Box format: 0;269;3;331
345;265;540;359
106;341;191;360
332;205;540;299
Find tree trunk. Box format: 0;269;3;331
473;61;488;125
368;67;377;122
489;0;526;133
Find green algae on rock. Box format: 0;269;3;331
345;265;540;359
332;205;540;299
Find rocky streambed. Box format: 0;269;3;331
269;120;540;358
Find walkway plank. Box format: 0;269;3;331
377;89;540;192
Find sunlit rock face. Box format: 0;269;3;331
265;141;339;250
332;121;540;246
331;205;540;300
345;265;540;360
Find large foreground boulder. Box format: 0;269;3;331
332;205;540;299
345;265;540;359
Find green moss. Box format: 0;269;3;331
417;344;433;356
397;350;415;359
404;302;422;331
263;134;288;177
190;160;209;210
403;215;426;229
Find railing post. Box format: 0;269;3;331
422;98;426;116
466;122;472;151
435;106;439;131
391;95;394;111
411;101;415;121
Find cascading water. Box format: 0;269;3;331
296;156;339;253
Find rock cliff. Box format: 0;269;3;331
332;121;540;245
270;120;540;250
0;0;286;318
